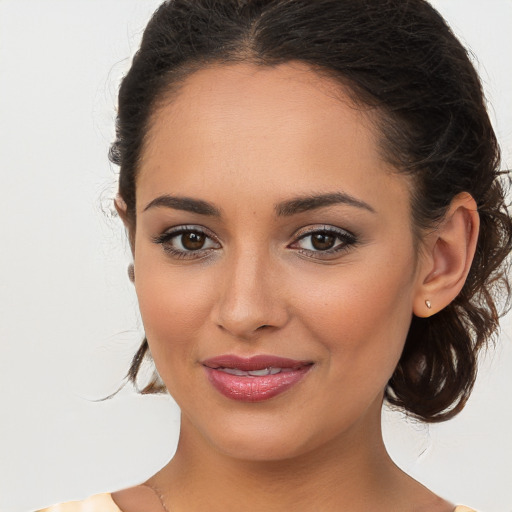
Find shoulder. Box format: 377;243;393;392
35;485;165;512
454;507;479;512
36;493;120;512
111;484;166;512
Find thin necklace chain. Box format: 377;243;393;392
143;483;172;512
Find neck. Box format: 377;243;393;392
148;404;415;512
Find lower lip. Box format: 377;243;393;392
204;366;312;402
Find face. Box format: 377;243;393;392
132;62;423;462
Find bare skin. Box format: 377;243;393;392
116;62;479;512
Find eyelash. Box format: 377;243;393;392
152;225;358;260
152;225;220;260
291;226;357;259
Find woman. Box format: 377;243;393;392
37;0;511;510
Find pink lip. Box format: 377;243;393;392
201;354;313;402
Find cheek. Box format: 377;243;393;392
290;251;416;379
134;229;418;403
137;273;206;338
133;251;217;380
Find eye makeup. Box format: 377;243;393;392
289;225;358;260
152;225;221;260
151;222;358;262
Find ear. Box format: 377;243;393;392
114;194;135;254
413;192;479;318
114;194;130;225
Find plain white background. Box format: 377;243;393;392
0;1;511;511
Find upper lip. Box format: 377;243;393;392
201;354;313;371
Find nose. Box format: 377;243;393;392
211;247;290;340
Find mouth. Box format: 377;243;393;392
201;355;314;402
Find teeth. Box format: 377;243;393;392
221;368;250;376
218;367;285;376
248;368;272;376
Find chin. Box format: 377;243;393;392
190;412;337;464
214;433;313;463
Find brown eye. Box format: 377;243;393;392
153;226;220;259
182;232;206;250
291;226;357;259
310;233;336;250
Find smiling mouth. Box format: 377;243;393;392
214;366;301;376
201;355;314;402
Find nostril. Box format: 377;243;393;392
256;324;270;330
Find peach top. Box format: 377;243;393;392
36;489;479;512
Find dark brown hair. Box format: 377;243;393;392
110;0;512;422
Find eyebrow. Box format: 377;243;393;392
143;195;221;216
275;192;375;216
142;191;375;217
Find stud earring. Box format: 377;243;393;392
425;299;432;309
128;263;135;283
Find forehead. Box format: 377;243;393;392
154;61;363;121
137;62;406;211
